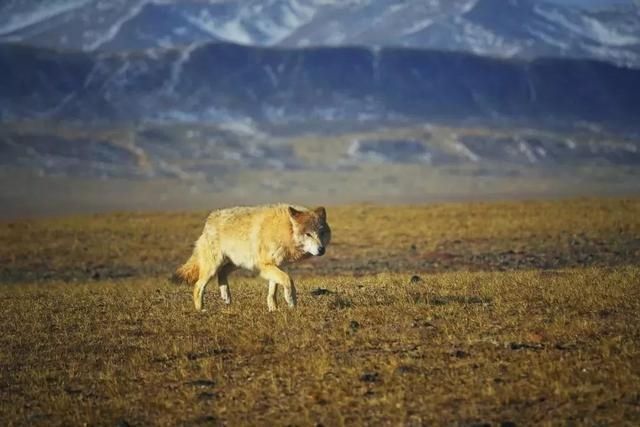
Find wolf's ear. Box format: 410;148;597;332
288;206;304;220
314;206;326;221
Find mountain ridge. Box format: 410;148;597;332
2;41;639;131
2;0;639;67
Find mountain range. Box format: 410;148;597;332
1;0;639;129
2;0;640;213
2;41;639;129
1;0;640;67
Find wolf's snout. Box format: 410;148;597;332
317;246;325;256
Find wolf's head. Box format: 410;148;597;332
288;206;331;256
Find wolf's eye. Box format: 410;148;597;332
305;232;312;237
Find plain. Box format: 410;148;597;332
1;198;639;425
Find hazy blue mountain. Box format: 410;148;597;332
1;42;639;129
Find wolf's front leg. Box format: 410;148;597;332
267;280;278;312
286;281;297;308
217;265;234;305
259;264;297;309
219;284;231;305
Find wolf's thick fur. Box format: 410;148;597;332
174;204;331;311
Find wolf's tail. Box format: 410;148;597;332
171;253;199;285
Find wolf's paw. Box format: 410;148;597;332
284;293;297;308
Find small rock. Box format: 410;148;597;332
115;420;131;427
500;422;517;427
509;342;543;351
409;275;423;284
360;372;380;383
452;350;468;358
349;320;361;332
310;288;334;296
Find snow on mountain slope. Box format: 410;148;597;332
0;0;327;51
1;0;639;67
0;0;93;35
179;0;318;45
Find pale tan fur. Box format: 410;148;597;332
175;204;331;311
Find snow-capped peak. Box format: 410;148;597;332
1;0;639;68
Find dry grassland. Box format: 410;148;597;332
1;198;639;426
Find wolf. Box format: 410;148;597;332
174;204;331;311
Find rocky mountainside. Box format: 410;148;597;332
2;42;639;128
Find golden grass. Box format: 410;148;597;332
1;198;640;425
2;198;639;281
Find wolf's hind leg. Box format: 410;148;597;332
217;263;236;305
193;254;223;312
193;273;214;312
267;280;278;312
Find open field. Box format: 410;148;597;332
1;198;640;425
